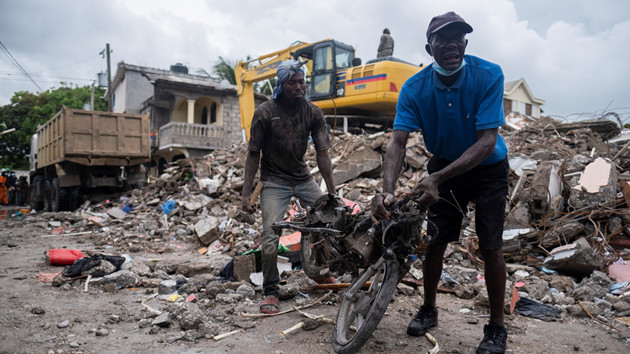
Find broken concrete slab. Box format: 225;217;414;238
543;238;606;276
528;162;564;217
333;147;382;185
107;207;127;220
569;157;618;209
181;194;212;211
539;221;584;249
194;216;221;246
233;254;255;282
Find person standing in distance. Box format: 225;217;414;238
371;11;509;354
377;28;394;58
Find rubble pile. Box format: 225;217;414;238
18;116;630;342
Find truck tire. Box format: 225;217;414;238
43;180;52;212
51;177;68;212
29;175;44;211
69;186;82;211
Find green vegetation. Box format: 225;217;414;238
0;84;106;169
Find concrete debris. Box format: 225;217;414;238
10;121;630;342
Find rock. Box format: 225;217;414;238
129;263;152;277
181;194;213;210
443;265;478;284
594;298;613;311
152;312;171;327
205;281;226;298
31;306;45;315
215;293;243;303
57;320;70;328
95;328;109;336
522;279;551;301
107;207;127;219
236;284;256;298
539;222;584;249
278;283;299;300
567;301;600;317
548;275;575;293
177;262;211;277
70;341;80;348
333;147;382;184
194;216;221;246
573;271;613;301
544;238;606;276
159;280;179;294
454;284;476;299
303;318;321;331
177;283;198;295
397;283;416;296
613;301;630;313
179;303;205;330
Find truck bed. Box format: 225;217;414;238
37;107;151;168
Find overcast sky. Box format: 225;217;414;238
1;0;629;123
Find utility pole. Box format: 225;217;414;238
100;43;112;112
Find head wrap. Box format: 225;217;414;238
273;60;306;100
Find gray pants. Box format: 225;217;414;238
260;179;322;296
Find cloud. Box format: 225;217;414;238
0;0;629;123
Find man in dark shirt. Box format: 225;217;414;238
371;12;509;354
377;28;394;58
242;60;336;314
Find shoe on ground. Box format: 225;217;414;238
476;322;507;354
406;305;438;336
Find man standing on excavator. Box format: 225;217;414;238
377;28;394;58
371;11;509;354
241;60;336;314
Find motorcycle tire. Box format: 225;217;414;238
332;257;400;354
300;231;331;283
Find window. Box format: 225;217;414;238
314;46;333;71
201;107;208;124
526;103;532;116
512;100;518;112
210;102;217;123
335;47;353;69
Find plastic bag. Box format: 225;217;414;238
514;297;562;321
161;199;175;215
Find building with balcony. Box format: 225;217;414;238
110;62;265;173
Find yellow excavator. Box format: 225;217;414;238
235;39;425;140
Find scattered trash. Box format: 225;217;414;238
514;297;562;321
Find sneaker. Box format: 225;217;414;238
406;305;438;336
476;322;507;354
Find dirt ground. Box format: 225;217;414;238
1;205;629;354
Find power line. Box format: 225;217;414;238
0;41;43;91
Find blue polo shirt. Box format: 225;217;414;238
394;55;507;165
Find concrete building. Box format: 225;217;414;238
110;62;265;173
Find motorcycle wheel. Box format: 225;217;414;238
332;257;399;354
300;231;330;283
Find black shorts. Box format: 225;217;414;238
426;157;509;251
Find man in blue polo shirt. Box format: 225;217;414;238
371;11;509;354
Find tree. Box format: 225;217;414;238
0;84;107;169
212;56;238;85
212;56;275;95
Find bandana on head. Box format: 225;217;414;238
273;60;306;100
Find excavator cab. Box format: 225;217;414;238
293;40;356;100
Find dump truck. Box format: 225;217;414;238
29;107;151;212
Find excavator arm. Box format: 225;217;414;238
235;40;329;141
